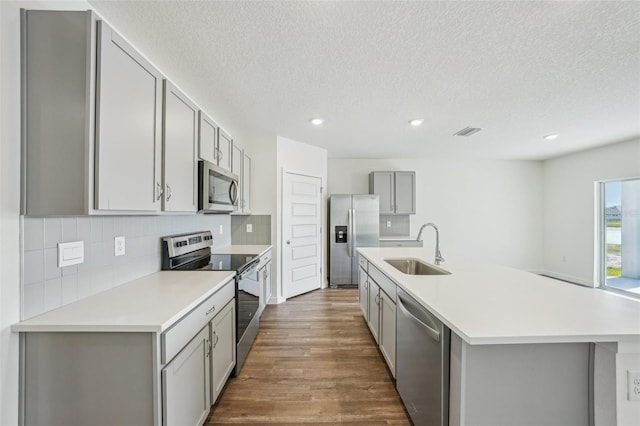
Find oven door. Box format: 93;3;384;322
236;266;260;341
198;160;239;212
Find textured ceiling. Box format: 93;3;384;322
88;0;640;160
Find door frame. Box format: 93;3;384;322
280;169;325;301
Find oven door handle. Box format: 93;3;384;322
239;258;260;278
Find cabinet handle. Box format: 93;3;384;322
207;339;212;357
375;294;380;305
213;332;219;348
156;182;163;201
166;184;172;201
206;305;216;315
218;148;223;162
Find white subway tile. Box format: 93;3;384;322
23;217;44;251
62;217;78;242
23;250;44;285
23;282;44;320
44;218;62;248
43;278;62;312
61;275;78;305
44;248;61;280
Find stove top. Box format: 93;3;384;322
202;254;259;271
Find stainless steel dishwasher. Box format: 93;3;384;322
396;288;450;426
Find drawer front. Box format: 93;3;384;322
162;278;235;364
358;255;368;272
368;264;396;301
258;249;272;268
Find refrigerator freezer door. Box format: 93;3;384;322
329;195;352;286
351;195;380;284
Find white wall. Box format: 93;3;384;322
276;137;328;301
328;158;544;270
541;138;640;285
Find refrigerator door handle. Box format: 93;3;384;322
347;209;352;257
351;208;357;257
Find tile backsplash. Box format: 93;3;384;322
379;215;410;236
21;214;231;320
231;215;271;245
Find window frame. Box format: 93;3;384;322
597;176;640;299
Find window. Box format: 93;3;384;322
599;178;640;297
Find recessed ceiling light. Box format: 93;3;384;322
544;133;559;140
409;119;424;127
310;118;323;125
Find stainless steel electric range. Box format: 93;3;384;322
161;231;261;374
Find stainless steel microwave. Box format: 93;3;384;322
198;160;239;213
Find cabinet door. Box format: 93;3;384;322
241;152;252;214
198;111;218;164
210;300;236;405
359;267;369;321
367;279;380;343
379;290;397;377
370;172;395;214
163;81;198;212
217;129;233;172
394;171;416;214
95;21;162;211
162;326;210;426
263;262;272;308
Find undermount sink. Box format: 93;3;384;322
384;258;451;276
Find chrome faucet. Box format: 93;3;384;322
416;223;444;265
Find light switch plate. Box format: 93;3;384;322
246;224;253;233
58;241;84;267
219;225;223;235
114;236;126;256
387;221;391;228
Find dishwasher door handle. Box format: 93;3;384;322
398;295;440;342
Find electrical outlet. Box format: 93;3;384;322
246;223;253;233
114;236;126;256
386;221;391;228
628;370;640;401
219;225;223;235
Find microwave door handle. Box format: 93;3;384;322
229;180;239;205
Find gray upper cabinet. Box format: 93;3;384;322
163;81;197;212
369;171;416;215
22;11;165;215
95;20;163;212
198;111;218;165
21;10;97;216
217;129;233;173
241;151;252;214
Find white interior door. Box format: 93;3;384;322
282;172;322;299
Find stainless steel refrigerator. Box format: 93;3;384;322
329;194;380;287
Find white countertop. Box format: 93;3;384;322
12;271;235;333
211;245;272;256
358;247;640;345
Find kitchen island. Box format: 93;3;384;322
358;247;640;426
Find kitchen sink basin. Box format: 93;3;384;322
384;258;451;276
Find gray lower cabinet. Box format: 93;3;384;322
162;326;211;426
359;266;369;320
360;260;396;377
367;278;380;343
369;171;416;215
257;250;273;317
20;280;236;426
163;81;198;212
210;300;236;405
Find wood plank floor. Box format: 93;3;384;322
206;289;410;424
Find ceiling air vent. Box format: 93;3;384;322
453;127;482;137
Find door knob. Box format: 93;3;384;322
286;240;290;245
